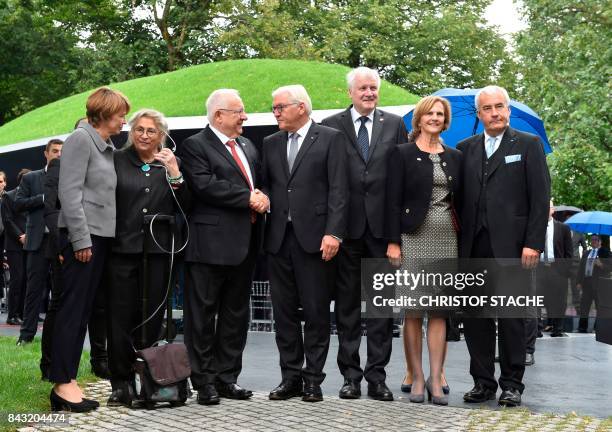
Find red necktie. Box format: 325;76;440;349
227;139;256;223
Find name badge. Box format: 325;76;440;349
505;154;521;163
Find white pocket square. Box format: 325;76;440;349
505;154;521;163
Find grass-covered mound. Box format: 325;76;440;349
0;59;418;146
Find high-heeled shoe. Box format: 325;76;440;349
425;377;448;406
408;379;424;403
400;375;412;393
50;390;98;412
441;376;450;395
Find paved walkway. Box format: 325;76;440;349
17;380;611;432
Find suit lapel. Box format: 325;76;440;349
290;122;318;179
470;134;484;184
368;109;384;164
339;108;365;164
206;127;251;188
488;128;518;178
277;131;290;181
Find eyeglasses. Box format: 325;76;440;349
272;103;300;114
134;127;159;137
218;108;245;115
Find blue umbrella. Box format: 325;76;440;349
403;88;552;153
565;211;612;235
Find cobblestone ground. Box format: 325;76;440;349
18;381;612;432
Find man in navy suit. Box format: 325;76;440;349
263;85;348;402
321;67;407;401
458;86;550;407
15;139;62;345
180;89;268;405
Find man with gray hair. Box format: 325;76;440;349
180;89;269;405
458;85;550;407
263;84;348;402
322;67;407;401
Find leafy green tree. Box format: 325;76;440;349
218;0;516;95
0;0;82;124
516;0;611;211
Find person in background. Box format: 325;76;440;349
49;87;130;412
1;169;29;326
15;140;62;346
386;95;461;406
577;235;610;332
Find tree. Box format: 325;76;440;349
218;0;517;95
0;0;82;124
516;0;611;211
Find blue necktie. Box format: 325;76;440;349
357;116;369;161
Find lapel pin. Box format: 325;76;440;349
416;157;421;161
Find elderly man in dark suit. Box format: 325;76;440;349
321;67;407;401
15;139;62;345
263;85;348;402
180;89;268;405
458;85;550;407
1;169;30;326
577;234;611;332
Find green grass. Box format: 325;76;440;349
0;59;419;146
0;336;97;431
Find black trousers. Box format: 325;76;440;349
20;237;50;340
184;238;257;390
88;280;108;365
463;229;526;393
578;277;597;331
539;266;568;333
334;225;392;384
107;253;168;381
49;234;109;384
40;258;63;376
268;225;332;386
6;250;27;320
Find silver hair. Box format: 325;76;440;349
346;66;380;90
272;85;312;115
126;108;168;149
206;89;242;124
475;85;511;111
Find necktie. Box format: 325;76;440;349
486;136;496;159
586;249;597;277
227;139;256;223
357;116;369;161
288;132;299;172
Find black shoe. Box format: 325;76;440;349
50;390;97;413
367;382;393;401
91;360;111;380
269;380;303;400
550;332;568;337
498;388;521;407
107;381;134;407
302;382;323;402
400;375;412;393
339;379;361;399
215;382;253;400
197;384;220;405
463;383;496;403
525;353;535;366
16;337;32;346
6;317;22;325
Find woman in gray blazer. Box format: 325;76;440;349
49;87;130;412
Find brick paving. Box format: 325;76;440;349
17;380;612;432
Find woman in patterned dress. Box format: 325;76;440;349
385;96;462;405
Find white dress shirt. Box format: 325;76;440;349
210;125;254;188
540;218;555;263
350;107;374;144
484;129;505;157
286;119;313;158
